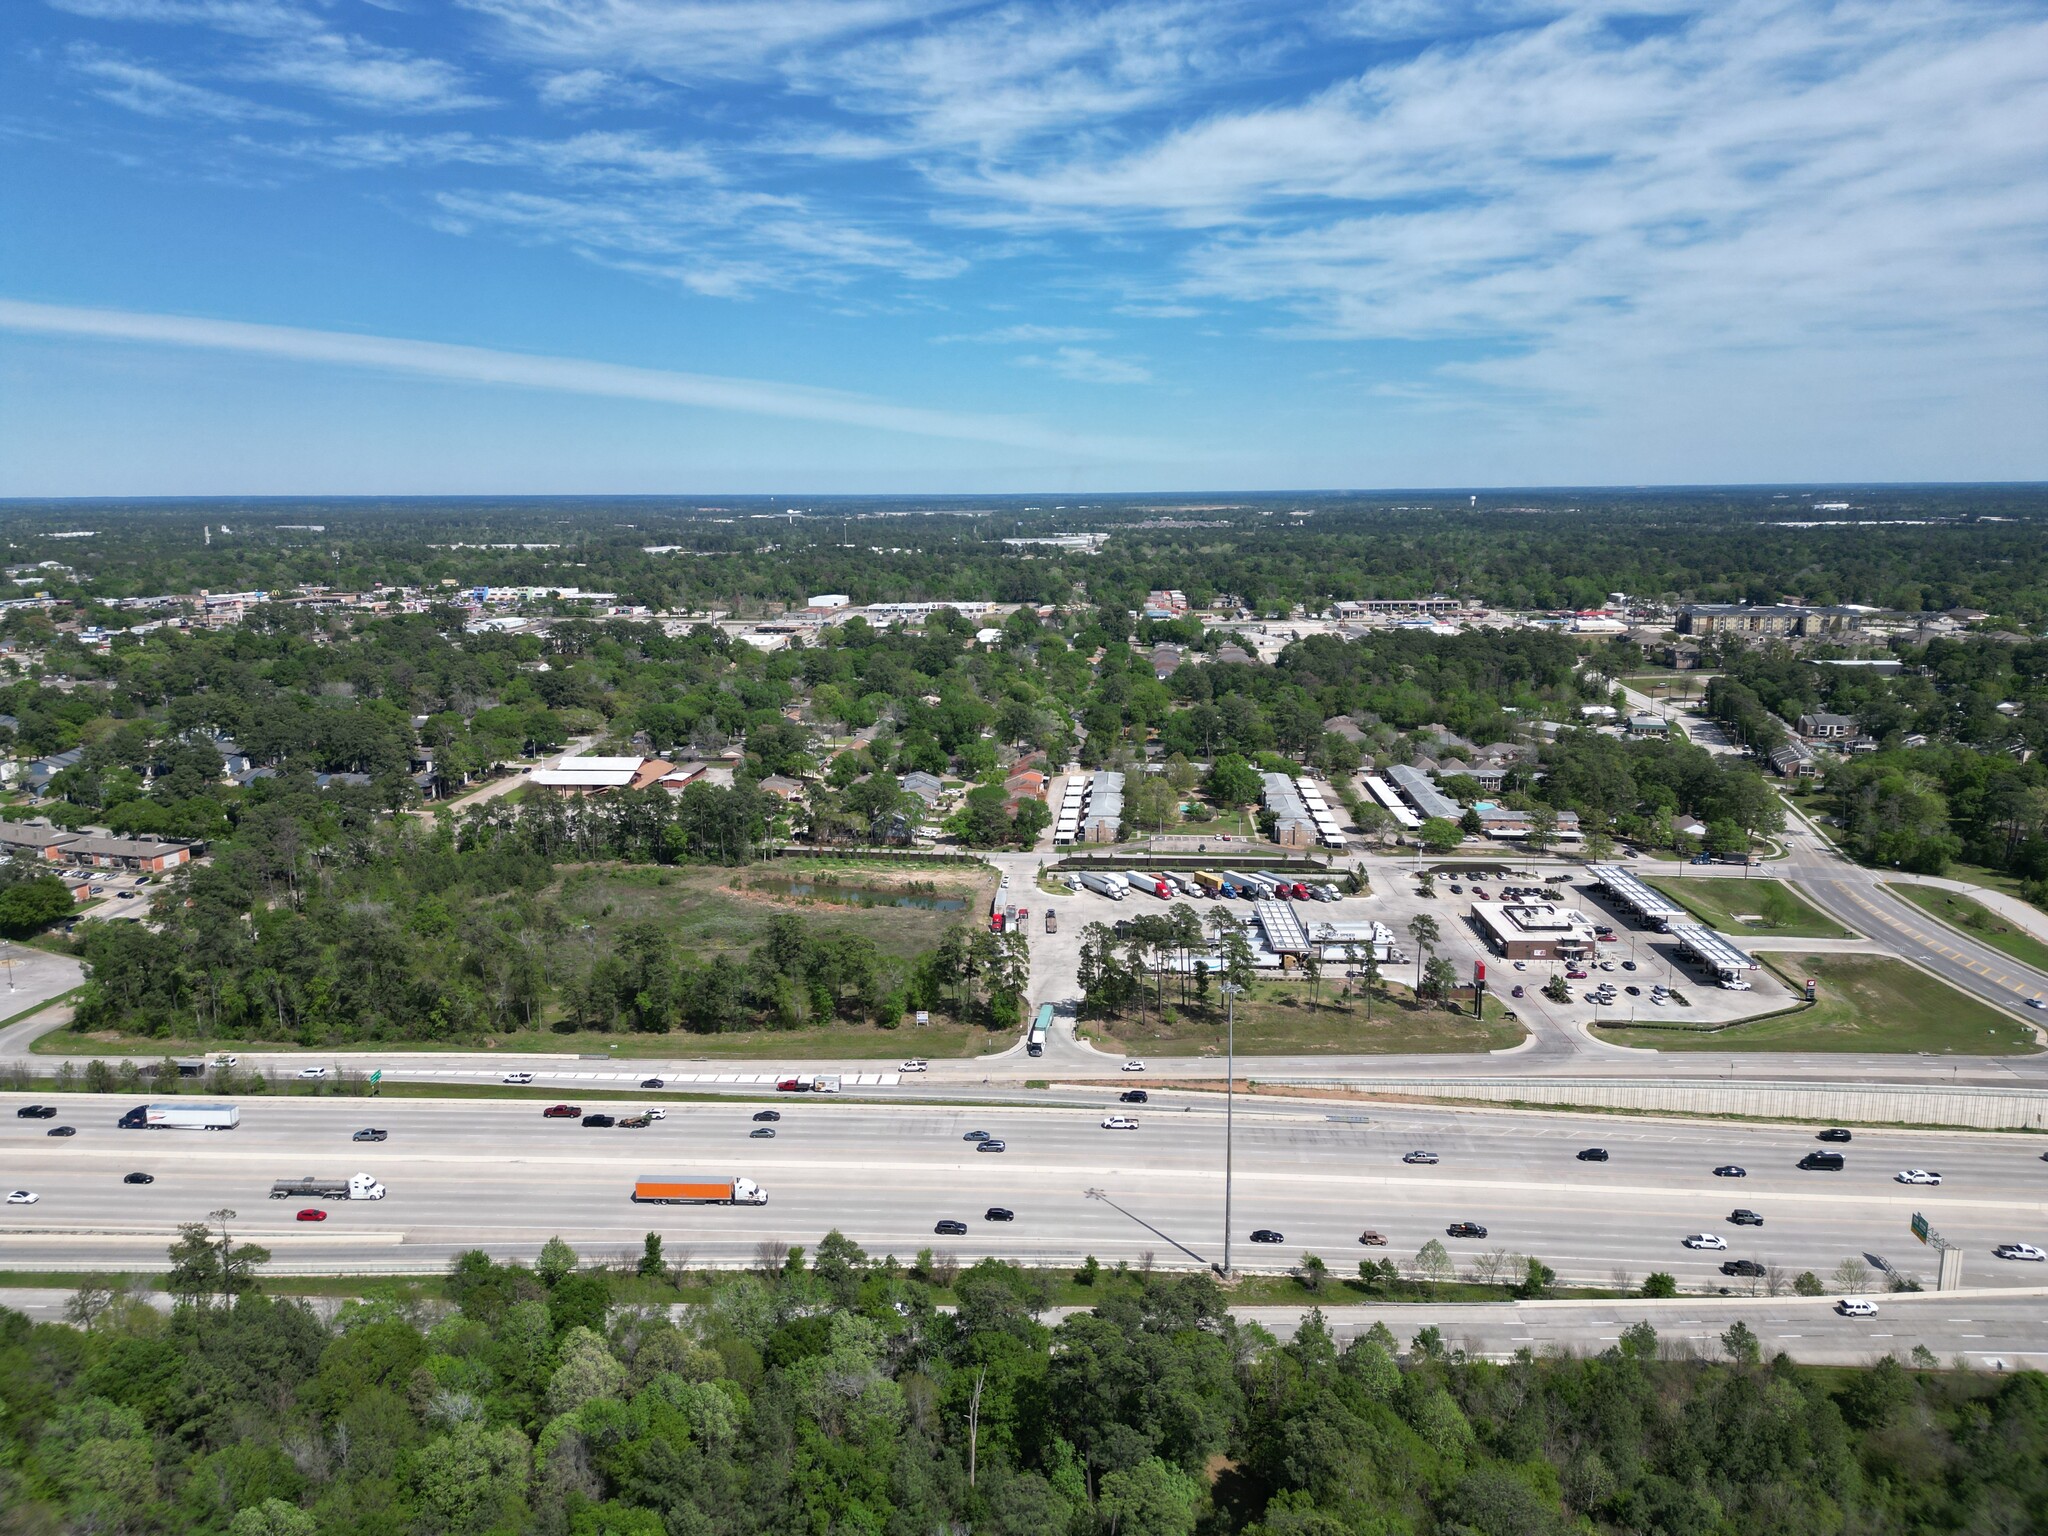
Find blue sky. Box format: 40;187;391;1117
3;0;2046;495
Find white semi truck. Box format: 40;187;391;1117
119;1103;240;1131
269;1173;387;1200
1078;872;1127;900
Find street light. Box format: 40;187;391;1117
1218;980;1242;1279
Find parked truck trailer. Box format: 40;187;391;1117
1123;870;1171;898
119;1103;240;1131
1078;872;1127;900
632;1177;769;1205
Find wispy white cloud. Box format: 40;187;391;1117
68;42;311;120
0;297;1160;455
935;323;1111;343
533;65;661;107
456;0;953;79
240;31;492;111
269;127;719;181
1016;345;1151;384
51;0;491;111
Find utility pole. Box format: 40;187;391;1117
1219;981;1240;1279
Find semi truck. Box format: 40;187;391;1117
632;1177;769;1205
1190;870;1227;898
774;1074;841;1093
119;1103;240;1131
1027;1004;1053;1057
1227;871;1274;899
1078;872;1127;900
1124;870;1172;898
269;1173;386;1200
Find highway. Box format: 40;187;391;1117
7;1091;2047;1297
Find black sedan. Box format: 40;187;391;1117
641;1078;665;1089
934;1219;968;1235
753;1110;781;1122
1818;1128;1853;1143
123;1172;154;1184
1249;1229;1285;1244
984;1207;1014;1222
1447;1222;1489;1239
1576;1148;1609;1162
1713;1165;1747;1178
46;1126;76;1138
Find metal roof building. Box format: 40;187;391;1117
1386;763;1461;822
1585;864;1688;930
1670;925;1759;977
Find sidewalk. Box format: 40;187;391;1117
1887;875;2048;947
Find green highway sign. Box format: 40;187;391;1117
370;1070;382;1084
1911;1211;1929;1245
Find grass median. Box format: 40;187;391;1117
1644;876;1853;939
1885;884;2048;974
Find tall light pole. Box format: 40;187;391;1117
1219;981;1240;1278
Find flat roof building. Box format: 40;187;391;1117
1585;864;1687;930
1386;763;1461;822
1469;901;1596;960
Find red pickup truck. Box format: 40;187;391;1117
542;1103;582;1118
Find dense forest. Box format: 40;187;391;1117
2;1238;2043;1536
9;488;2048;624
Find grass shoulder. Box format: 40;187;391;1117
1643;876;1853;939
1082;979;1524;1057
1596;951;2039;1054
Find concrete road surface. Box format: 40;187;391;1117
6;1092;2046;1302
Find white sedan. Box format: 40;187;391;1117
6;1190;37;1205
1895;1169;1942;1185
1121;1060;1146;1073
1100;1116;1139;1131
502;1071;535;1085
1682;1233;1727;1250
900;1060;929;1073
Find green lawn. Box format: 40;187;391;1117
1644;876;1854;939
1084;979;1524;1057
1597;952;2040;1053
1885;885;2048;973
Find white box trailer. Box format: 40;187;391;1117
119;1103;240;1131
1078;872;1127;900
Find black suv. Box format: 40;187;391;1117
1729;1209;1764;1226
1447;1222;1489;1238
984;1207;1014;1222
15;1105;56;1119
1120;1089;1148;1103
581;1112;616;1128
1817;1128;1852;1143
1576;1148;1609;1162
934;1219;967;1235
1720;1259;1766;1278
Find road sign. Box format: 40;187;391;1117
370;1070;382;1084
1911;1211;1929;1245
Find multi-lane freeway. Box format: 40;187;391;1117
7;1091;2047;1293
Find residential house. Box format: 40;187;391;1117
1150;644;1184;681
1769;740;1820;778
1322;715;1368;744
899;770;946;808
24;748;82;795
756;774;807;802
1797;712;1856;742
60;833;197;873
0;821;79;860
1214;642;1254;666
1003;768;1047;811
